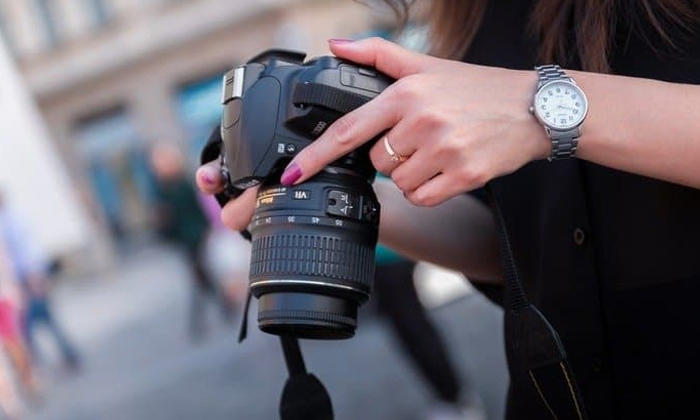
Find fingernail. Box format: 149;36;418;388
328;38;354;44
201;168;218;185
280;163;302;186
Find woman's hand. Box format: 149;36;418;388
280;37;550;206
195;162;258;231
195;148;503;282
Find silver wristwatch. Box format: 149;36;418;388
529;64;589;160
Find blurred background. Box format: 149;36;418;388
0;0;507;419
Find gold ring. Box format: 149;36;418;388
383;136;407;163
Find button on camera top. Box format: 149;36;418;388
358;68;377;77
339;65;385;94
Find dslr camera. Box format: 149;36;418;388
205;50;393;340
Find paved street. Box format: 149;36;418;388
23;246;508;420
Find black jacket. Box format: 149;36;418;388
465;1;700;419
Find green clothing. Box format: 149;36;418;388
375;244;405;266
155;177;209;251
373;175;406;265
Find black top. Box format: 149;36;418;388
464;1;700;419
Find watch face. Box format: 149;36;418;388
534;80;588;130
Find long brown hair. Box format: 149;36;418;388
379;0;700;73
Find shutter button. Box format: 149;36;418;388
573;228;586;246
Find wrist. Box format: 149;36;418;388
516;69;551;161
525;120;552;161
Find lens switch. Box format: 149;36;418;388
327;190;361;219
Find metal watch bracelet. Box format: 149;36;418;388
534;64;580;160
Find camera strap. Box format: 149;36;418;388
237;293;334;420
237;298;334;419
279;336;334;420
236;303;334;419
486;184;588;420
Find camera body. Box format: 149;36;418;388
217;50;393;339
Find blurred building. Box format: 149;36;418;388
0;0;390;266
0;37;93;269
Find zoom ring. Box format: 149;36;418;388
258;309;357;328
250;234;374;288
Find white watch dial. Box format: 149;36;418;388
534;81;587;130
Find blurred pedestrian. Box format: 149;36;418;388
150;143;231;340
0;192;79;372
0;195;47;417
0;232;24;419
374;246;484;420
199;194;250;313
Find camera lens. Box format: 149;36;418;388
248;170;380;340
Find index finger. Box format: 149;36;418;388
280;93;400;186
329;37;428;79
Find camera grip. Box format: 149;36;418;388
201;125;251;241
201;125;246;205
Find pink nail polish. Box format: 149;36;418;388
202;170;217;185
280;163;302;186
328;38;354;44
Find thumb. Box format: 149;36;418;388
328;37;427;79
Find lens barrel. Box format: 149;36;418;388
248;171;379;340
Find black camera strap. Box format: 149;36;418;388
237;305;334;419
236;292;334;419
279;336;334;420
233;259;335;420
486;184;588;420
236;300;335;420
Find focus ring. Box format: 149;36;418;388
250;234;375;288
258;309;357;328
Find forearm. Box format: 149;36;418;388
374;179;503;284
534;70;700;189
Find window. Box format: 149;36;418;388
34;0;60;47
84;0;109;27
75;107;156;240
176;73;228;163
